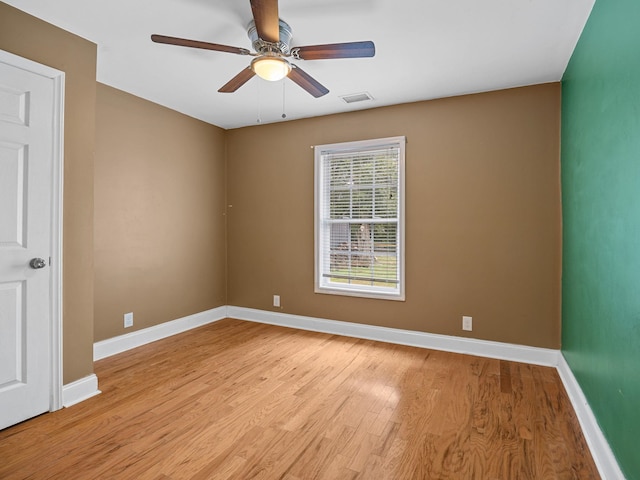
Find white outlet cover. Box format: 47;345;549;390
462;315;473;331
124;312;133;328
273;295;280;307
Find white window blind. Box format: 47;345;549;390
314;136;405;300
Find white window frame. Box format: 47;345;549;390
314;136;406;301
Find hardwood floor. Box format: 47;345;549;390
0;319;599;479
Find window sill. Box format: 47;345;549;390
314;285;405;302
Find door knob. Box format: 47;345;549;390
29;258;47;269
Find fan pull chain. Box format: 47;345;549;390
282;80;287;119
256;79;262;124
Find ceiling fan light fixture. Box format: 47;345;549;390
251;55;291;81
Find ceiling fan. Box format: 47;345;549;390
151;0;375;98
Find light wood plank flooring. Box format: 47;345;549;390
0;319;599;479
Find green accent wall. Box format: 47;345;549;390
561;1;640;478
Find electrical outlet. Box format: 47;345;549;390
462;315;473;331
124;312;134;328
273;295;280;308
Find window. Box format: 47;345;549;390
314;136;405;300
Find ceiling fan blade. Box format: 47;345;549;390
288;65;329;98
151;34;251;56
218;67;256;93
292;41;375;60
250;0;280;43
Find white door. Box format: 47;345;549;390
0;52;63;430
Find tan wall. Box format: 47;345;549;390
0;3;96;383
226;84;562;348
94;84;227;341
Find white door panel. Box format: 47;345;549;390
0;141;27;247
0;55;59;430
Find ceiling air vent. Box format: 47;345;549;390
339;92;374;104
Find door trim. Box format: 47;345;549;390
0;49;64;412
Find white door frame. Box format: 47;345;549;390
0;49;64;412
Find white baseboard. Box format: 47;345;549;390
62;374;101;408
93;306;227;361
557;355;625;480
226;306;560;366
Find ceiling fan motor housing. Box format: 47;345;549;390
248;19;293;55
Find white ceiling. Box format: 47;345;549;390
5;0;594;129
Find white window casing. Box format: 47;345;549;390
314;136;406;301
